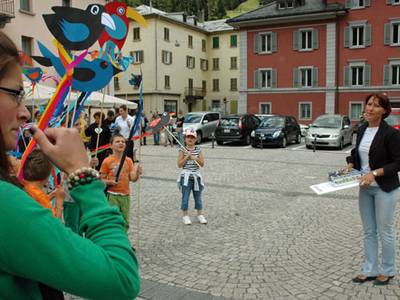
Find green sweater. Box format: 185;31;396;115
0;180;140;300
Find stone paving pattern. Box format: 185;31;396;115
67;142;400;299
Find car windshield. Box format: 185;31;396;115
312;116;341;128
220;118;239;126
184;114;202;123
386;113;400;127
259;117;284;128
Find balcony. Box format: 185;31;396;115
0;0;14;28
184;87;206;102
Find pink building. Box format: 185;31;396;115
227;0;400;125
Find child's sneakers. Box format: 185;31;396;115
197;215;208;224
182;216;192;225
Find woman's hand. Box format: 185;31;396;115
359;173;375;186
32;127;90;175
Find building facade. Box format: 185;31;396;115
115;5;240;116
228;0;400;125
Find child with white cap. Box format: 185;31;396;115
177;128;207;225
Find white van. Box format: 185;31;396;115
182;112;221;143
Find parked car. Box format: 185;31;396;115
251;115;301;148
305;114;353;150
215;114;260;145
299;123;309;137
386;109;400;130
182;112;220;143
255;114;275;122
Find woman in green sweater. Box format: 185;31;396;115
0;31;140;299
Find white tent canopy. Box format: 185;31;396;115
23;82;137;109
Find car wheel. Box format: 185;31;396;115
306;144;312;149
280;136;287;148
216;140;224;146
251;143;257;148
196;131;202;144
338;138;344;150
295;133;301;144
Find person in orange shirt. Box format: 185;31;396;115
100;134;142;232
23;149;64;219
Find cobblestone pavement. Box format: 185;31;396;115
67;140;400;299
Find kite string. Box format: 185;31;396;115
94;87;106;159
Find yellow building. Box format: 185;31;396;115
115;5;240;115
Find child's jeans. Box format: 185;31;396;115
180;177;203;211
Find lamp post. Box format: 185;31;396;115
223;97;227;115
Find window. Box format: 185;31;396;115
389;0;400;4
389;22;400;45
161;50;172;65
212;58;219;70
300;68;312;87
230;35;237;47
254;32;278;54
133;27;140;41
301;30;312;50
230;78;238;91
255;69;277;88
212;79;219;91
130;50;144;64
352;26;364;47
21;36;32;57
186;56;195;69
287;0;294;7
202;39;206;52
212;100;221;111
188;78;193;89
212;36;219;49
188;35;193;48
62;0;71;6
114;77;120;90
202;80;207;92
345;0;370;9
299;103;312;120
230;57;237;69
392;64;400;85
260;103;271;114
20;0;30;11
164;27;170;41
353;0;365;8
350;102;363;120
351;66;364;86
200;59;208;71
164;75;170;89
164;100;177;115
345;23;371;48
261;70;272;88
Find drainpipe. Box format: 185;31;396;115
335;15;340;114
155;16;158;91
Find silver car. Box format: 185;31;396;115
305;114;353;150
182;112;221;143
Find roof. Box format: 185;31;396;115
227;0;346;27
200;19;234;32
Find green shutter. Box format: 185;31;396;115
271;32;277;53
313;28;319;50
293;31;299;51
345;0;352;8
293;68;299;88
312;67;318;87
230;35;237;47
344;26;350;48
254;70;260;88
386;0;392;4
365;0;370;7
364;64;371;86
384;23;391;45
383;64;390;85
254;34;260;54
344;66;350;87
271;69;277;88
365;24;371;47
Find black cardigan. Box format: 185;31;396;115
346;120;400;192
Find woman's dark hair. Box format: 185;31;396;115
365;93;392;119
0;31;22;185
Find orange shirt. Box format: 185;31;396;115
100;155;134;195
24;182;56;217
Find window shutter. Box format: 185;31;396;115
344;26;350;48
386;0;392;4
365;24;371;47
293;68;299;88
254;70;260;88
345;0;352;8
365;0;370;7
312;67;319;87
383;64;390;85
293;31;299;51
313;28;319;50
271;32;277;53
384;23;391;45
344;66;350;87
271;69;277;88
364;64;371;86
254;34;260;54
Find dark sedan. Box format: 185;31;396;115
251;115;301;148
215;114;260;145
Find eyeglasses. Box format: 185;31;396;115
0;86;25;106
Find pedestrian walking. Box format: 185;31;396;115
176;110;185;144
141;112;148;145
347;93;400;285
177;128;207;225
151;112;160;145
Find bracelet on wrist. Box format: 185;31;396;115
67;167;100;189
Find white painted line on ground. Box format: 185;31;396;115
291;145;306;150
